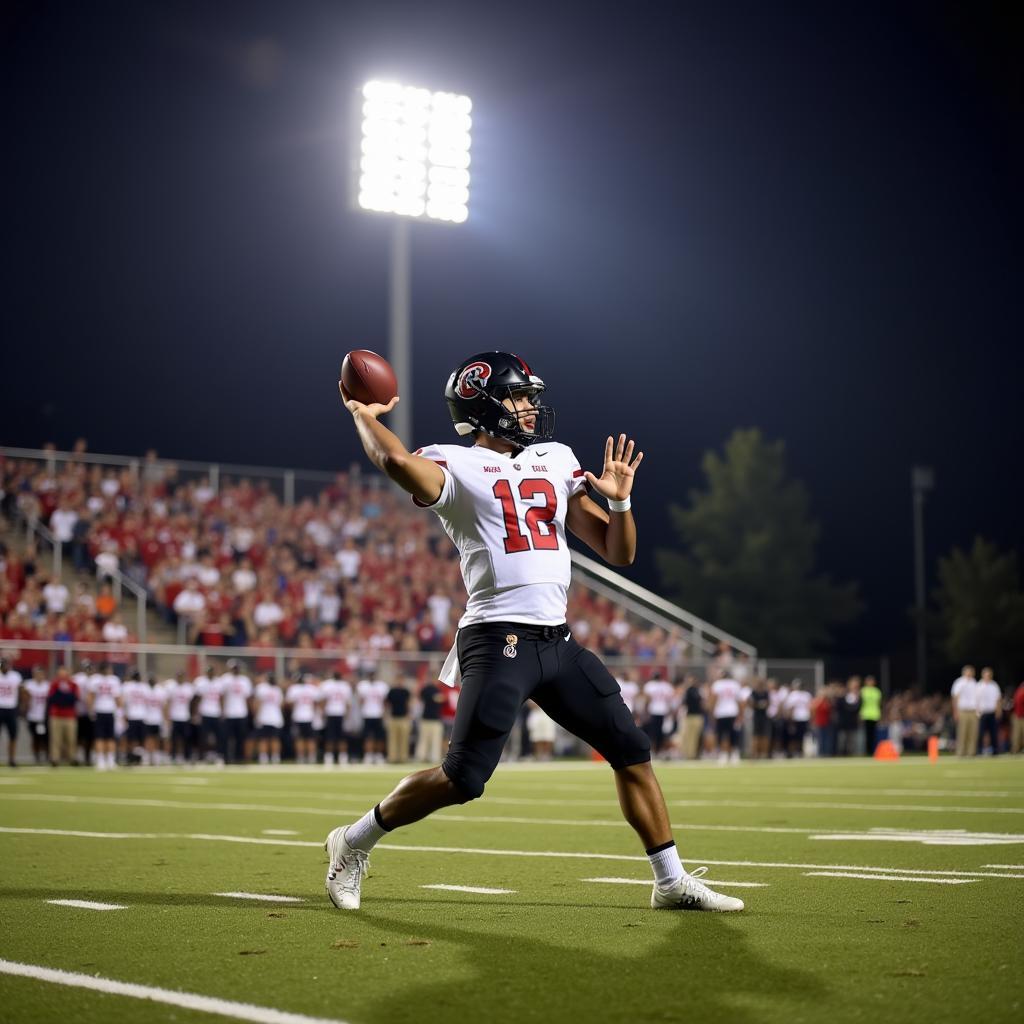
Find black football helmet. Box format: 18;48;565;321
444;351;555;447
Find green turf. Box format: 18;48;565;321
2;757;1022;1024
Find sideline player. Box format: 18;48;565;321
324;351;743;913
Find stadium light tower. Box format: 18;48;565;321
355;79;473;446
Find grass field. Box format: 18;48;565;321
2;757;1022;1024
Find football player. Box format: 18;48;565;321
323;352;743;913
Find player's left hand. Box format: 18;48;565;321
584;433;643;501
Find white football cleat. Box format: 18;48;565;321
651;866;745;912
324;826;370;910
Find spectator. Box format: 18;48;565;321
812;685;836;757
24;665;50;764
320;670;353;766
748;677;771;760
42;576;70;616
415;678;445;763
1012;679;1024;756
836;677;861;756
357;673;389;765
860;676;882;756
385;676;412;764
50;500;78;545
785;683;812;757
173;579;206;627
254;674;284;765
976;668;1002;756
0;658;22;766
680;674;705;761
642;672;675;755
47;664;80;766
710;668;744;764
951;665;980;757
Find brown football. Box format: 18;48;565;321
340;349;398;405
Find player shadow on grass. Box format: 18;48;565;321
352;904;826;1024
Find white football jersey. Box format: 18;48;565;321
643;679;675;716
784;688;812;722
167;681;195;723
286;682;318;723
0;670;22;709
122;680;148;721
143;684;168;726
255;682;284;728
711;677;743;719
321;678;353;717
357;678;390;718
413;441;587;626
25;679;50;721
221;673;253;719
90;673;122;715
194;675;223;718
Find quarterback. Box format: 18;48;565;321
326;351;743;913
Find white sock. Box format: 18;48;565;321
344;806;390;853
647;840;683;888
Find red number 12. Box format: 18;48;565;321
492;479;559;554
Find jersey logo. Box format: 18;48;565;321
456;361;492;399
503;634;519;658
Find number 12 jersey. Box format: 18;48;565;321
413;441;587;626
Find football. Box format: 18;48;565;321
340;349;399;406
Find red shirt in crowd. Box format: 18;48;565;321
1014;683;1024;719
47;676;80;718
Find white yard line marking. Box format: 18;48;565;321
981;864;1024;869
213;892;304;903
420;884;516;895
670;799;1024;815
46;899;127;911
811;830;1024;847
0;959;350;1024
582;877;768;888
262;830;300;836
803;872;975;885
5;826;1024;881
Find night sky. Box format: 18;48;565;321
4;2;1022;664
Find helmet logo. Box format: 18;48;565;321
456;361;492;399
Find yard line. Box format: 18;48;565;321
582;877;768;888
46;899;127;910
420;884;516;895
811;830;1024;846
981;864;1024;869
213;892;304;903
0;959;350;1024
262;829;300;836
5;826;1024;880
670;799;1024;815
803;872;975;885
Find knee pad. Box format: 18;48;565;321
441;750;488;802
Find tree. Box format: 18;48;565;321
656;429;861;654
932;537;1024;680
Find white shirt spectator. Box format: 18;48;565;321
976;680;1001;715
253;598;284;629
305;518;332;548
90;673;122;714
287;680;319;723
50;507;78;543
320;677;353;717
255;682;284;728
951;676;979;713
220;673;253;719
194;674;223;718
318;589;341;625
769;686;789;719
102;619;128;642
0;670;22;709
196;563;220;588
232;565;257;593
336;547;361;580
711;676;743;719
43;581;70;614
643;678;675;716
784;688;812;722
426;592;451;635
230;525;255;553
173;587;206;618
95;551;120;577
166;679;195;723
357;678;390;719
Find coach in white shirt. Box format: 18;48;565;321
951;665;979;757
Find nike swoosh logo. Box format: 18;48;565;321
536;450;548;456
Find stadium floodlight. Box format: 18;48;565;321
352;79;473;446
357;80;472;224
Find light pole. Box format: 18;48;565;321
355;80;473;446
911;465;934;687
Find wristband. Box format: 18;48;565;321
607;496;631;513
